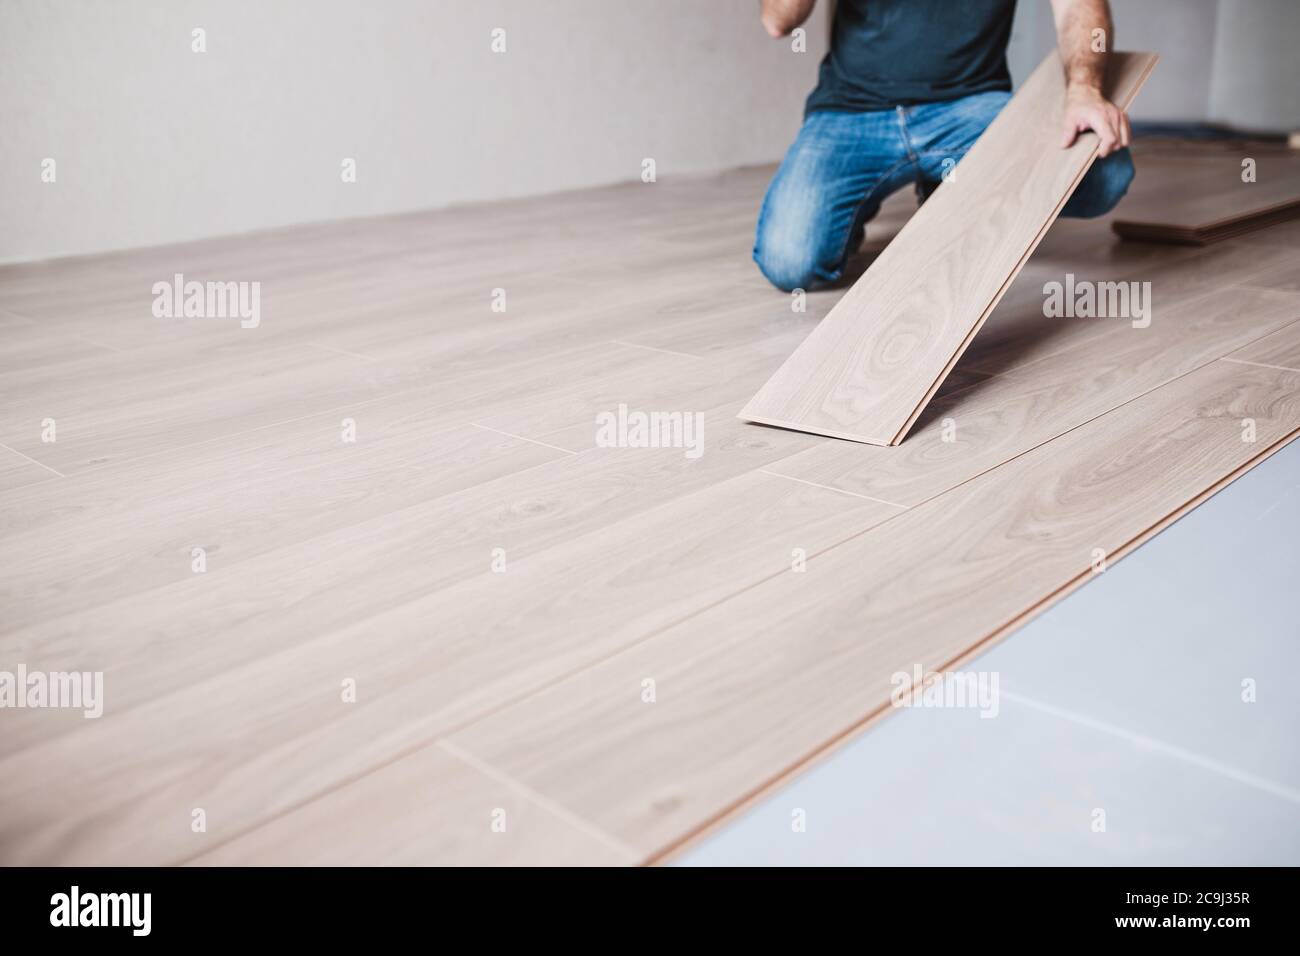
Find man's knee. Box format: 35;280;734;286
1091;147;1136;215
753;227;822;293
753;195;844;293
1063;147;1135;219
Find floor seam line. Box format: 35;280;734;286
1221;356;1300;374
0;443;603;691
281;450;914;818
898;341;1275;515
436;739;642;862
74;333;128;353
307;341;380;363
0;306;37;325
757;469;908;508
0;441;66;478
1001;690;1300;805
42;393;408;475
161;455;864;865
14;336;627;476
469;423;578;455
608;339;708;360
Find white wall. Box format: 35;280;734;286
8;1;1294;265
1009;0;1297;129
1009;0;1219;121
1209;0;1300;130
0;0;827;263
1106;0;1221;122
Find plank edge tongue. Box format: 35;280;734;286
737;50;1161;446
733;410;893;446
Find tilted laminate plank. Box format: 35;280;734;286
739;51;1158;445
763;284;1300;506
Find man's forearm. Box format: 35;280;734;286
1050;0;1128;155
1050;0;1112;92
760;0;817;38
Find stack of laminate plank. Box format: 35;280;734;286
1113;145;1300;244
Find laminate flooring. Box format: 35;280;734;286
677;437;1300;866
1;139;1297;866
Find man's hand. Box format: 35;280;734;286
1051;0;1128;157
1061;83;1131;156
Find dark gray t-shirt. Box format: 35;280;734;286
806;0;1018;113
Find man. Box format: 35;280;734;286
754;0;1134;291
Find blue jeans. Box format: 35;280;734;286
754;91;1135;291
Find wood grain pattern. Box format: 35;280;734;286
739;51;1159;445
0;411;824;761
3;135;1295;867
0;463;894;863
192;742;636;866
451;358;1300;857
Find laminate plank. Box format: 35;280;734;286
192;743;632;866
447;358;1300;858
0;467;894;863
1237;248;1300;294
1113;150;1300;242
0;338;413;471
1224;318;1300;372
0;421;568;633
0;338;680;475
480;337;810;448
739;51;1158;445
1238;217;1300;250
0;325;119;374
613;303;819;362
